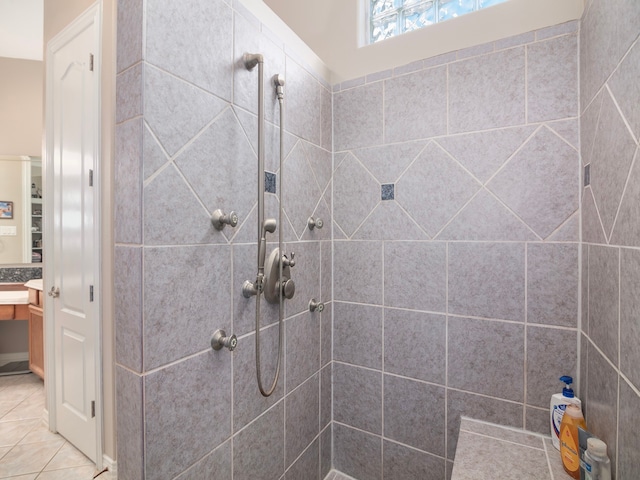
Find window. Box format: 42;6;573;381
369;0;509;44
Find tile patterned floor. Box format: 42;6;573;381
0;373;115;480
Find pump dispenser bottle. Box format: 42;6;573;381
560;404;587;479
550;375;581;450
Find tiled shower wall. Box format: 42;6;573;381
331;23;581;479
579;1;640;479
114;0;332;479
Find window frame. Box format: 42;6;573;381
367;0;509;45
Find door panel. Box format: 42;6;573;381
48;4;100;462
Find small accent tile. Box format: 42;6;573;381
265;171;276;194
584;164;591;186
381;184;394;200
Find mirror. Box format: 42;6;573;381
0;155;43;265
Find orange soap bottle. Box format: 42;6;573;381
559;403;586;479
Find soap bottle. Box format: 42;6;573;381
583;437;611;480
559;403;586;479
550;375;581;450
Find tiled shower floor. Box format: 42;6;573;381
0;372;115;479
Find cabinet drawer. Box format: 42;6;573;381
0;304;14;320
0;304;29;320
28;288;43;307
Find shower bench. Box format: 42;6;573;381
451;417;573;480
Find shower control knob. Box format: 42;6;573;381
211;209;239;230
281;278;295;299
211;329;237;351
283;252;295;268
308;217;324;230
309;298;325;313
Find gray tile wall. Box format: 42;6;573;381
580;1;640;479
114;0;332;478
112;1;640;478
332;22;581;480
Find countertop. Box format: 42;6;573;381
0;290;29;304
24;278;43;291
451;417;573;480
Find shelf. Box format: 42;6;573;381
32;215;42;218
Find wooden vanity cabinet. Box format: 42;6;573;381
28;289;44;379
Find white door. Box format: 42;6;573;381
46;3;101;463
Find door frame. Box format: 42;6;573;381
43;1;104;468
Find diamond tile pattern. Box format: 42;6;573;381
396;142;481;237
144;164;220;245
146;0;233;100
609;41;640;141
610;148;640;247
282;143;323;238
437;189;537;241
352;201;428;240
488;127;579;238
144;65;227;156
352;141;427;183
175;108;257;230
589;90;637;238
436;126;535;183
333;153;381;237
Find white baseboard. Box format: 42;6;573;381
102;455;116;475
0;352;29;366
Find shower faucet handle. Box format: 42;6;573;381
211;329;238;352
309;298;325;313
283;252;295;268
211;209;238;230
308;217;324;230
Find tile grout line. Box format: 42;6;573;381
523;242;528;429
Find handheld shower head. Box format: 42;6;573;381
274;74;285;100
262;218;277;234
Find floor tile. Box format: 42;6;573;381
0;420;39;448
43;443;92;471
35;465;96;479
0;442;62;477
18;426;64;447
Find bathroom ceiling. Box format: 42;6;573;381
262;0;345;66
0;0;44;61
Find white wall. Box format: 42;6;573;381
0;57;43;156
263;0;584;82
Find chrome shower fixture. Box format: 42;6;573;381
210;329;237;351
262;249;296;304
307;217;323;230
211;209;238;230
243;53;262;70
242;217;278;298
274;74;285;101
242;51;290;397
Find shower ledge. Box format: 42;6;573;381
451;417;573;480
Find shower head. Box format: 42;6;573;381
274;74;285;100
274;74;285;87
262;218;277;234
